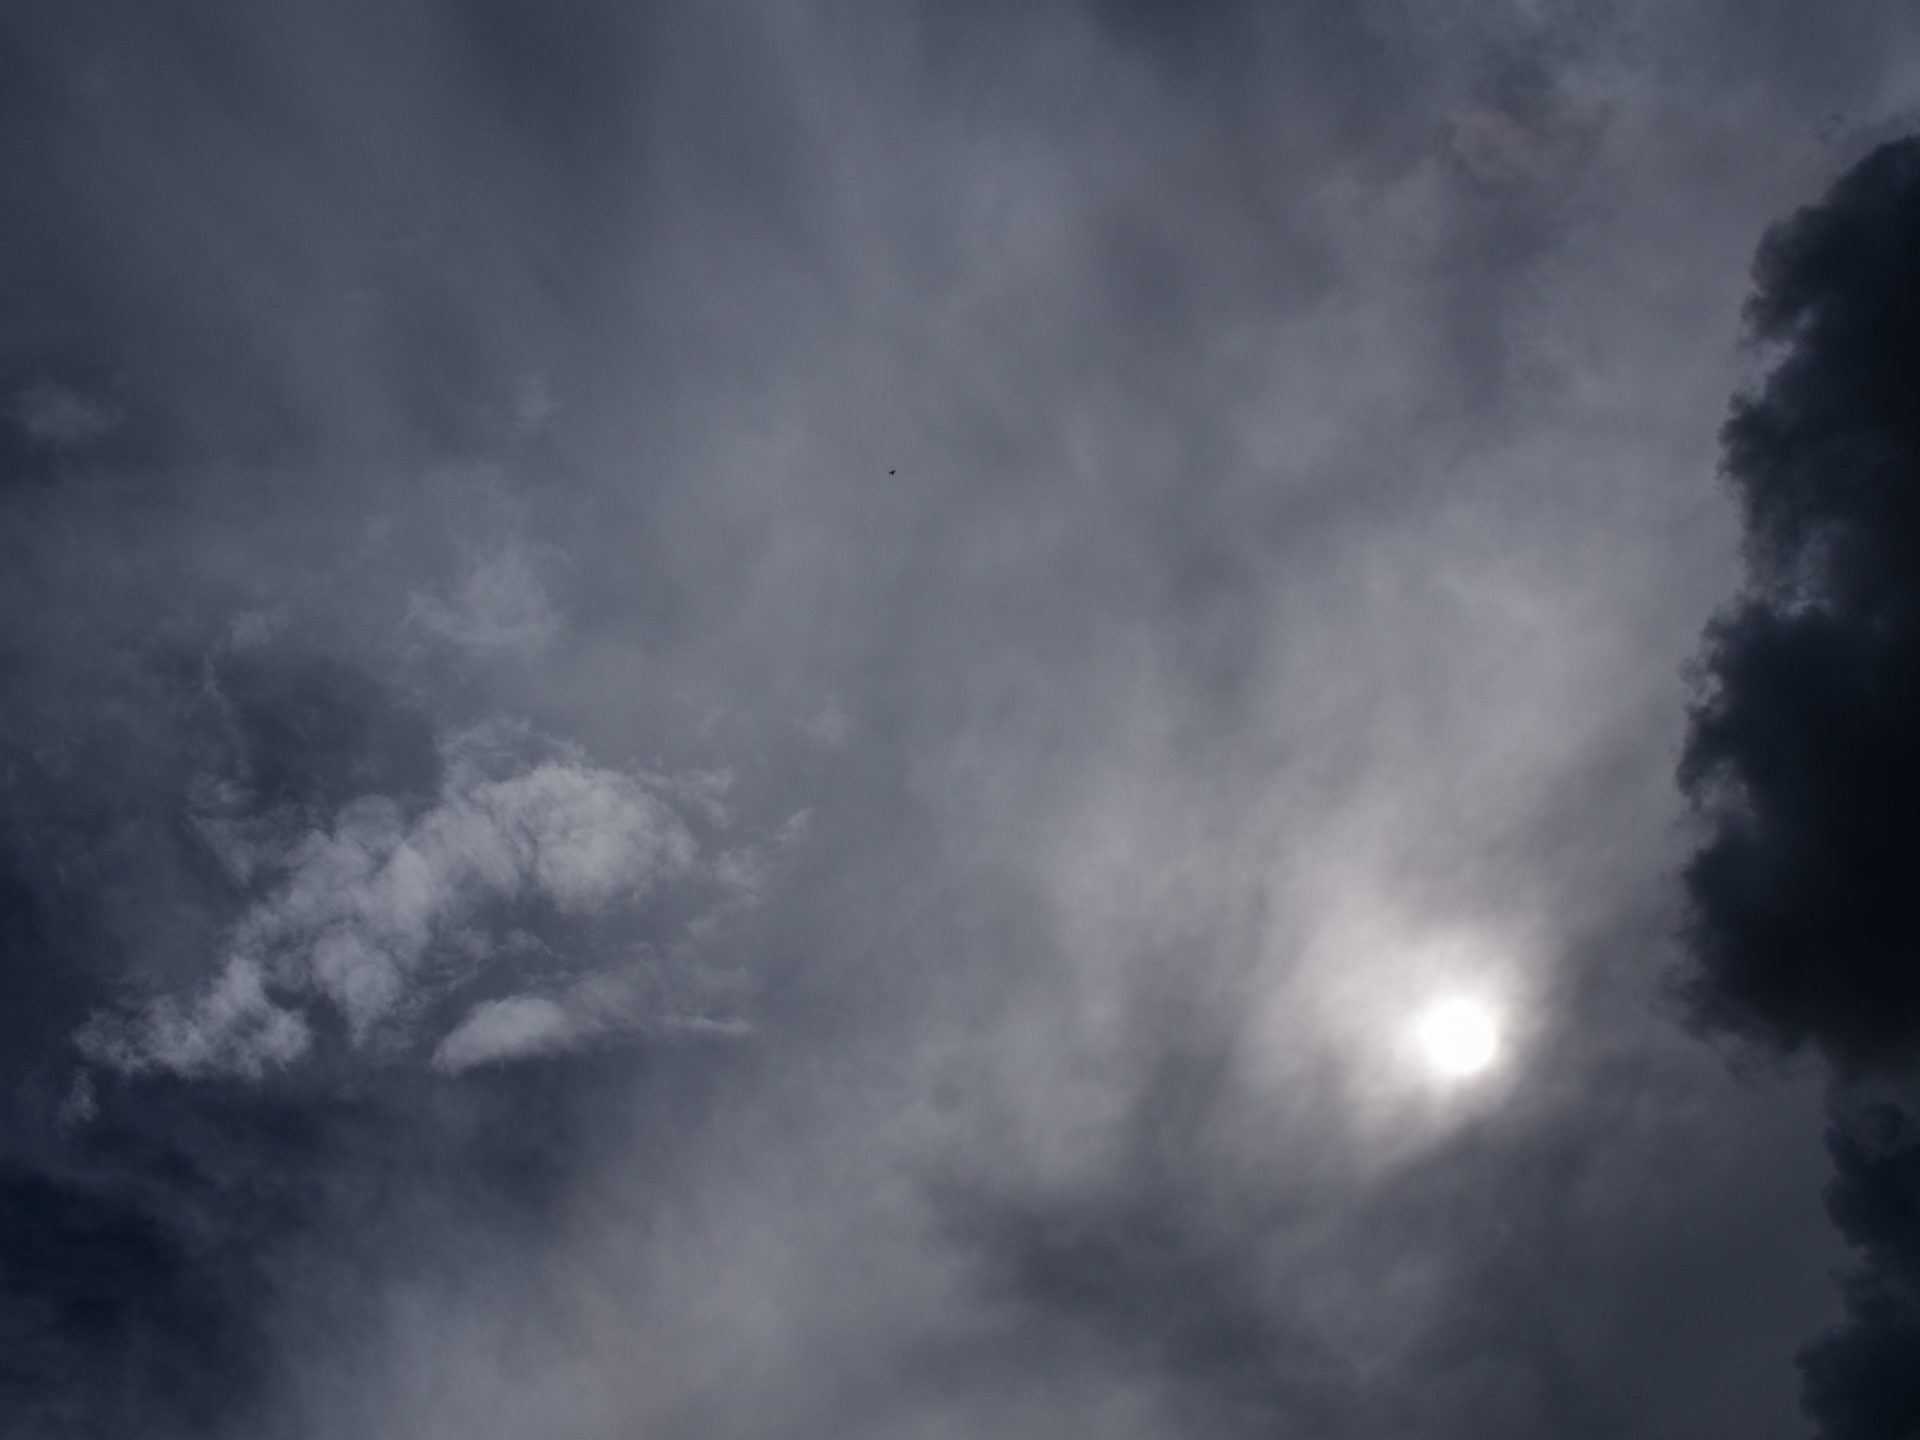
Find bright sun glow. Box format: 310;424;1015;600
1416;997;1500;1077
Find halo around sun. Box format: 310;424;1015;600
1415;997;1500;1077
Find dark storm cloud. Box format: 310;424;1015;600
1799;1100;1920;1440
1679;138;1920;1440
1680;138;1920;1069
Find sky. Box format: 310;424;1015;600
4;4;1920;1437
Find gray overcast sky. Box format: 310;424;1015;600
4;4;1920;1438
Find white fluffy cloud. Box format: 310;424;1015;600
76;727;744;1080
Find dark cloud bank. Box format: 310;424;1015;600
1680;138;1920;1440
5;3;1920;1438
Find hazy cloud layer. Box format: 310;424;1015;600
5;3;1920;1438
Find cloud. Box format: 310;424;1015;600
433;994;576;1072
6;1;1915;1435
801;700;850;749
1678;137;1920;1440
407;542;563;657
78;956;314;1079
1798;1098;1920;1440
1678;138;1920;1070
431;970;751;1074
77;725;707;1079
6;380;120;451
0;1165;273;1436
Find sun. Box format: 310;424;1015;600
1415;997;1500;1077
